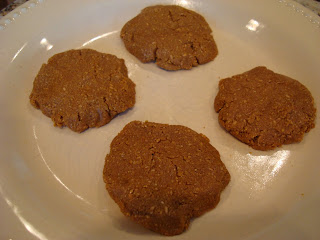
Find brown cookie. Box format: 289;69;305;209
214;66;316;150
30;49;136;133
121;5;218;70
103;121;230;236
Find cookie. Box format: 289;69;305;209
30;49;136;133
214;66;316;150
121;5;218;70
103;121;230;235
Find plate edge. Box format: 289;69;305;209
0;0;45;31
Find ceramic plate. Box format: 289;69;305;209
0;0;319;239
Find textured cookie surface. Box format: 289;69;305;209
214;66;316;150
103;121;230;236
121;5;218;70
30;49;136;133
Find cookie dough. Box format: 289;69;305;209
30;49;136;132
103;121;230;235
214;66;316;150
121;5;218;70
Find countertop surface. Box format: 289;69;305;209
1;0;320;18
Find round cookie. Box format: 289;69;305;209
214;66;316;150
30;49;136;133
103;121;230;236
121;5;218;70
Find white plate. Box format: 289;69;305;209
1;0;320;239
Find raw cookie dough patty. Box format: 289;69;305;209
121;5;218;70
214;66;316;150
103;121;230;236
30;49;136;133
